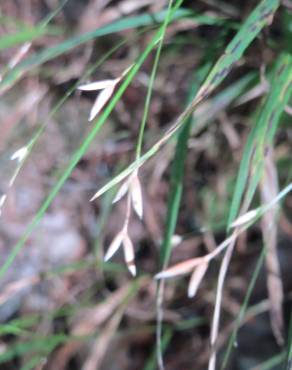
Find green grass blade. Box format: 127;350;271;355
143;328;172;370
0;334;69;363
20;356;45;370
0;8;195;90
191;0;280;107
155;64;210;370
92;0;281;201
39;0;69;27
227;53;292;226
285;308;292;369
251;351;286;370
135;0;176;160
0;26;47;51
0;0;68;51
159;64;210;266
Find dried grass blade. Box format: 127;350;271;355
208;239;236;370
260;148;283;345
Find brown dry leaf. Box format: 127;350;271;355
82;308;124;370
260;147;284;345
52;285;131;370
72;284;131;336
0;275;40;306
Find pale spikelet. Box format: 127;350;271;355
155;258;202;280
89;84;116;121
78;78;120;91
0;194;7;215
171;235;183;247
188;262;209;298
78;66;135;122
9;42;31;69
122;234;136;276
104;231;124;262
78;76;121;122
230;209;259;228
130;173;143;219
112;180;129;204
10;146;28;162
0;194;7;207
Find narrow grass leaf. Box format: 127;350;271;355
228;52;292;227
192;0;279;107
93;0;281;201
0;26;47;51
0;8;194;90
159;65;210;267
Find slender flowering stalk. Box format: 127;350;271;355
94;169;143;220
104;193;137;276
155;182;291;299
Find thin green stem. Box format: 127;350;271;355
135;0;175;159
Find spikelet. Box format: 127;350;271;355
10;146;28;162
104;231;124;262
230;209;259;228
122;234;136;276
130;172;143;219
188;262;209;298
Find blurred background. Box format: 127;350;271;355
0;0;291;369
